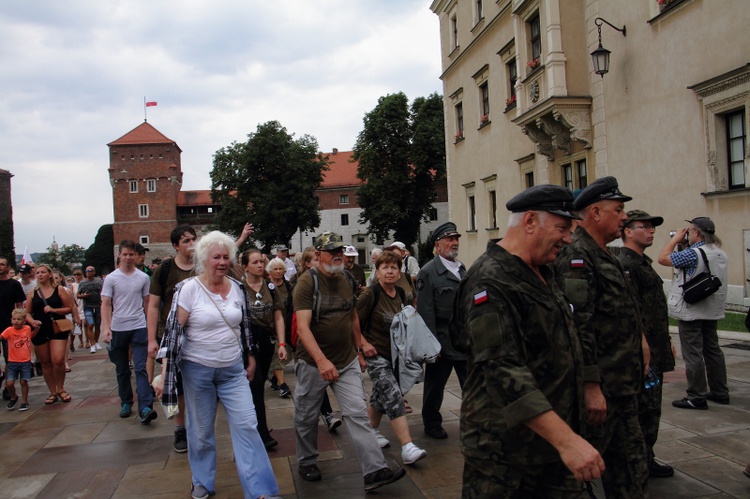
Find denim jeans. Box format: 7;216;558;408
109;328;152;412
180;359;279;498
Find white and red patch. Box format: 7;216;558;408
570;259;585;268
473;290;488;305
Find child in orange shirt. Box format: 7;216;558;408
1;308;38;411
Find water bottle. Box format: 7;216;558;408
644;367;660;390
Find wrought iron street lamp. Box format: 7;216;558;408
591;17;626;77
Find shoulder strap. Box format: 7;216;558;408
308;267;321;323
697;248;713;274
159;258;173;296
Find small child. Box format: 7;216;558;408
1;308;38;411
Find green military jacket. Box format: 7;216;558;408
618;247;675;374
554;226;643;397
452;244;585;465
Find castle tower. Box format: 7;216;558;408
107;122;182;258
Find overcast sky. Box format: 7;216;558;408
1;0;443;256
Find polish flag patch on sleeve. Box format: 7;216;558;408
570;259;585;268
473;290;488;305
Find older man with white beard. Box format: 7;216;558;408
292;231;405;492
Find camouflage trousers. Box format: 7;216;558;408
461;458;588;499
365;355;407;420
586;394;649;499
638;372;664;462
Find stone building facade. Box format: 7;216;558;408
430;0;750;307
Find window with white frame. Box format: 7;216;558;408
727;110;746;189
488;190;498;228
474;0;483;26
480;82;490;123
138;204;149;218
507;58;517;107
528;12;541;64
561;163;573;190
146;179;156;192
450;13;458;52
456;102;464;139
525;171;534;188
339;194;349;204
577;159;588;188
561;158;588;190
129;180;138;193
139;235;149;245
468;195;477;231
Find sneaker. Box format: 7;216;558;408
672;397;708;410
140;406;158;425
95;343;102;350
278;383;291;398
322;412;342;433
401;443;427;465
90;346;96;354
6;398;18;410
18;403;29;412
191;483;210;499
120;403;132;418
374;429;390;448
706;392;730;405
174;428;188;453
648;459;674;478
364;466;406;491
269;376;279;391
299;463;322;481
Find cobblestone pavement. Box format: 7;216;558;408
0;329;749;498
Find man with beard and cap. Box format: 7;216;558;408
416;221;467;440
554;176;649;498
657;216;729;410
452;185;603;497
620;210;676;478
292;231;405;491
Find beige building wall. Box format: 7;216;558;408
431;0;750;307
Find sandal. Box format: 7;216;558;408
45;394;58;405
404;399;413;414
58;391;72;403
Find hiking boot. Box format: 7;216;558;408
364;466;406;491
174;428;188;453
139;406;158;424
401;443;427;465
278;383;291;398
299;464;322;481
322;412;342;432
120;403;132;418
648;459;674;478
672;397;708;410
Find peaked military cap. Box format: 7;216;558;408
573;176;632;210
505;184;581;220
431;222;461;246
624;210;664;228
314;231;345;251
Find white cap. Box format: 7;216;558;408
391;241;406;250
343;245;358;256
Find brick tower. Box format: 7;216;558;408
107;121;182;258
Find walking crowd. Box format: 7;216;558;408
0;175;745;498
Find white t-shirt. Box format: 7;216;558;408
178;278;244;368
101;268;150;331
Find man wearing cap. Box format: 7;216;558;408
292;231;405;491
390;242;420;284
276;245;297;282
18;264;37;296
554;176;649;498
343;245;366;294
416;222;467;440
658;217;729;410
619;210;676;477
452;185;604;496
134;244;152;277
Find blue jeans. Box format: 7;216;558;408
180;359;279;498
108;328;152;412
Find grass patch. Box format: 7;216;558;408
669;311;748;333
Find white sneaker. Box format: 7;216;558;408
95;343;102;351
90;346;96;354
401;443;427;464
374;430;390;448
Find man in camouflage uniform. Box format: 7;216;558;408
619;210;676;478
554;177;649;498
452;185;604;498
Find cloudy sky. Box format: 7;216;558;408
1;0;443;256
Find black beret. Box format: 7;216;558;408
431;222;461;246
573;176;632;210
505;184;581;220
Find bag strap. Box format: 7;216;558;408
697;247;713;275
36;288;58;321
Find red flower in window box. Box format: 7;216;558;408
505;95;517;107
527;57;540;70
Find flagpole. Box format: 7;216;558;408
144;96;147;122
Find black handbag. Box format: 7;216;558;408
681;248;722;304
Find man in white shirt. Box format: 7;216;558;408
276;245;297;281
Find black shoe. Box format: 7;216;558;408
262;431;278;450
299;464;322;481
278;383;291;398
269;376;279;391
672;397;708;410
174;428;188;453
364;466;406;491
706;392;730;405
2;388;10;401
648;459;674;478
139;406;158;424
6;398;18;410
424;425;448;439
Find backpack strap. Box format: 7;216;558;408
158;258;173;298
308;267;322;323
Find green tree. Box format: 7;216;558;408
210;121;328;251
84;224;115;275
0;221;16;268
354;92;445;246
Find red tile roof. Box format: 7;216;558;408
108;121;181;151
177;190;214;206
322;150;359;188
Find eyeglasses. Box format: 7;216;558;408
85;269;95;273
630;225;656;231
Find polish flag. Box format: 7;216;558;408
146;101;158;107
473;290;488;306
20;246;32;265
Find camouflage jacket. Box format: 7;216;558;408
554;226;643;397
618;247;675;374
452;243;585;465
